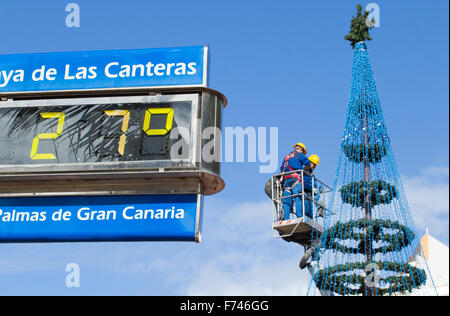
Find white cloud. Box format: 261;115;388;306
184;199;313;296
186;257;309;296
402;166;449;244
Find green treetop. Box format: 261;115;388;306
345;4;375;48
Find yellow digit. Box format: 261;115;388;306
30;112;65;160
143;108;174;136
104;110;130;156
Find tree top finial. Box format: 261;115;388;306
345;4;375;48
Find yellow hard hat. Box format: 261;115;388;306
293;142;307;153
309;154;320;166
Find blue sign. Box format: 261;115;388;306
0;46;207;93
0;194;201;243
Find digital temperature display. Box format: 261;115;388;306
0;92;226;198
0;97;194;166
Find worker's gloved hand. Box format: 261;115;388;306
312;187;319;195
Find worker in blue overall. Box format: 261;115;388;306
280;143;313;220
303;155;321;218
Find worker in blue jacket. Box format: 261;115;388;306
280;143;313;220
303;154;321;218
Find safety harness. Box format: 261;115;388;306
281;151;303;187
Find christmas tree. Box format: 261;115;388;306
306;5;437;296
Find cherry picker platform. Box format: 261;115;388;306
265;169;332;264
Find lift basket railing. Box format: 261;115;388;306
269;169;332;239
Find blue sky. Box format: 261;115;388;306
0;0;448;295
